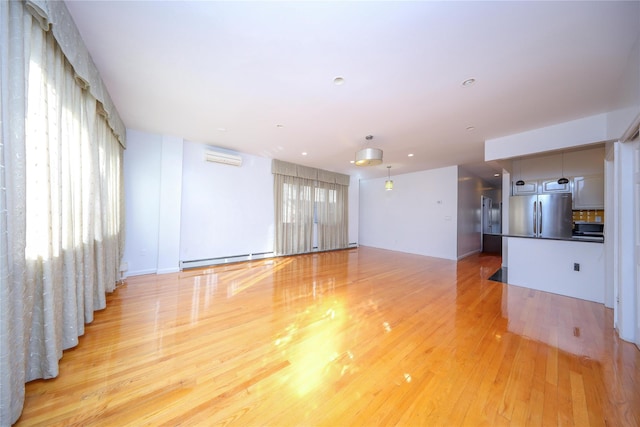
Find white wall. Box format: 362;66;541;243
457;166;483;258
604;143;615;309
179;141;274;262
123;131;360;274
457;171;482;259
358;166;458;260
485;113;609;161
156;135;183;274
123;130;163;276
348;180;359;245
606;35;640;141
501;171;511;268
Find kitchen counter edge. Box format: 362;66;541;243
501;234;604;243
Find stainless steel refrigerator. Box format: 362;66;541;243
509;193;573;238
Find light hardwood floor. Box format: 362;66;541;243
16;247;640;426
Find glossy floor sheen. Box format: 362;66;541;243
17;247;640;426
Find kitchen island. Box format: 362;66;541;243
505;236;604;303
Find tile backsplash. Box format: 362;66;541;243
573;209;604;223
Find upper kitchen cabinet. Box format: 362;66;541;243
573;175;604;209
512;181;538;195
512;178;571;195
510;146;604;199
540;178;571;194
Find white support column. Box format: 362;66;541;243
156;135;184;274
633;138;640;350
613;140;637;342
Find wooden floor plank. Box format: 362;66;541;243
15;247;640;426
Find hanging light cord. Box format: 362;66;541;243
558;152;569;184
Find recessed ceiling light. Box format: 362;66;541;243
350;160;355;164
302;152;308;156
494;173;500;177
466;126;476;131
462;78;476;87
408;153;414;157
333;76;345;85
217;127;227;132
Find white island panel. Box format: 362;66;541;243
507;237;605;303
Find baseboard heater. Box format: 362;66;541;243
181;243;359;270
181;251;275;270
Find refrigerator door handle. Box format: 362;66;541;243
539;201;543;235
532;201;537;234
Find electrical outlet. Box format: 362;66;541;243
573;263;580;272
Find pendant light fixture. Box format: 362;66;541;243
385;166;393;191
557;151;569;184
515;159;525;186
355;135;383;166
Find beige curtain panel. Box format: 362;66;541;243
273;174;316;255
272;160;349;255
316;181;349;251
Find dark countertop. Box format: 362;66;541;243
501;234;604;243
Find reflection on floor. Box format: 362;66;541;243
488;267;508;283
17;248;640;426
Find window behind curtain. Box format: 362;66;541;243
274;174;315;255
272;160;348;256
316;181;348;251
0;2;125;423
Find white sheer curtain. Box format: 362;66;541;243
274;174;315;255
0;1;124;424
1;2;30;424
316;181;348;251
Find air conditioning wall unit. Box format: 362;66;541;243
204;149;242;166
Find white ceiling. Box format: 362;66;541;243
64;1;639;183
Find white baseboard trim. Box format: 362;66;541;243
126;268;157;277
181;251;275;270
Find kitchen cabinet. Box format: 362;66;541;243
512;178;571;195
540;179;571;194
573;175;604;209
507;237;604;303
512;181;538;195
